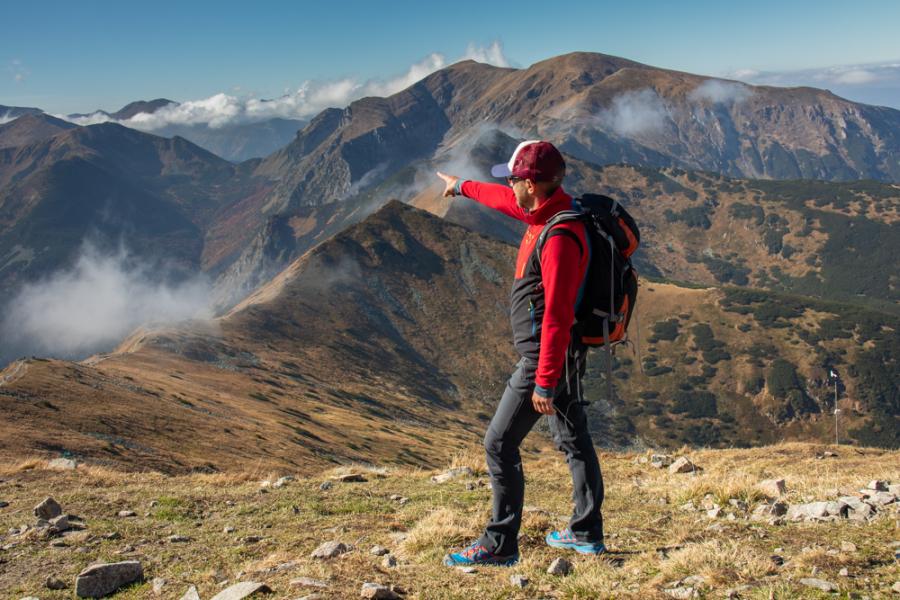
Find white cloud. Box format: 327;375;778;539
0;242;213;361
830;69;878;85
596;88;670;137
7;58;28;84
689;80;753;104
58;42;511;131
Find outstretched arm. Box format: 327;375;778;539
435;171;526;222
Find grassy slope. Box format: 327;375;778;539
1;443;898;599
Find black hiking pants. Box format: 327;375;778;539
478;346;604;556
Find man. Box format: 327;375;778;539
436;140;606;567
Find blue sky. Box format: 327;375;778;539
2;0;899;116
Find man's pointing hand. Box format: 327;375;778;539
436;171;459;198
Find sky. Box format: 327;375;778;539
2;0;899;120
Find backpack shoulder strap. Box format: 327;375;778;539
535;211;585;269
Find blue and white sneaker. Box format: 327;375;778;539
545;528;606;554
442;540;519;567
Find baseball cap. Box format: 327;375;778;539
490;140;566;182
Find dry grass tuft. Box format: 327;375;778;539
397;508;477;561
653;538;777;586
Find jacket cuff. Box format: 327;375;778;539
534;384;555;399
454;179;467;196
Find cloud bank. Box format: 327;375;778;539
60;42;511;131
596;88;671;137
0;242;213;362
689;80;753;104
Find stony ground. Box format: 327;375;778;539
1;442;898;599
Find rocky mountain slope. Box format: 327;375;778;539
0;444;898;598
1;201;897;476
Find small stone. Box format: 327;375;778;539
50;538;68;547
75;560;143;598
209;582;273;600
431;467;474;483
381;554;397;568
770;555;784;566
370;545;389;556
891;581;900;593
547;557;572;576
311;540;350;559
149;500;159;507
799;578;838;592
868;491;897;506
224;526;236;533
389;494;402;501
34;497;63;520
360;582;399;599
46;575;68;589
650;454;673;468
319;481;333;491
152;577;168;594
664;587;696;599
291;577;329;589
273;476;294;488
679;501;696;512
48;457;78;470
510;574;529;588
180;586;201;600
700;494;717;510
706;506;722;519
0;500;8;508
458;566;476;574
839;568;849;577
668;457;696;474
168;535;191;543
49;514;70;532
398;497;410;505
868;480;888;492
841;541;857;552
758;479;787;497
242;536;263;544
118;510;137;518
728;498;749;511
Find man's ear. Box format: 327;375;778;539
525;179;536;194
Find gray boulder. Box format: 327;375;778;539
179;586;201;600
799;577;838;592
547;557;572;575
34;497;62;520
668;457;696;474
48;458;78;470
311;540;349;559
75;561;143;598
360;582;399;599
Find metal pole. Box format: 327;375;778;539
834;380;839;446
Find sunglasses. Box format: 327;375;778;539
507;176;524;185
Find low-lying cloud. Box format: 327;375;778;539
689;80;753;104
596;88;671;137
59;42;512;131
0;242;213;363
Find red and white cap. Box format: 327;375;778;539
491;140;566;182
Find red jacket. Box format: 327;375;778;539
459;180;589;395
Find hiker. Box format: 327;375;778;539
436;140;606;566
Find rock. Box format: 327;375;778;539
458;566;477;574
868;480;889;492
868;491;897;505
700;494;717;510
398;497;410;505
770;555;784;566
34;497;62;520
728;498;748;511
668;457;696;474
209;582;273;600
242;536;264;544
799;578;838;592
389;494;402;501
103;531;121;540
118;510;137;518
75;560;143;598
839;496;876;520
787;501;845;521
291;577;329;589
49;514;71;532
888;484;900;496
180;586;201;600
46;575;68;589
360;582;399;599
510;574;529;588
224;526;236;533
679;501;696;512
839;568;849;577
841;541;857;552
547;557;572;576
319;481;333;491
152;577;167;594
168;535;191;543
381;554;397;568
50;538;68;547
431;467;474;483
370;545;389;556
892;581;900;593
650;454;673;468
311;540;350;559
706;506;722;519
758;479;787;497
0;500;8;508
273;476;294;488
333;473;367;483
48;457;78;470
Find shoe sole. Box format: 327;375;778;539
442;554;519;567
545;539;606;555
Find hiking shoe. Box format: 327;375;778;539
442;540;519;567
545;528;606;554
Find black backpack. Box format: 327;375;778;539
536;193;640;401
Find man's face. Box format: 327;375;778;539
509;177;537;210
